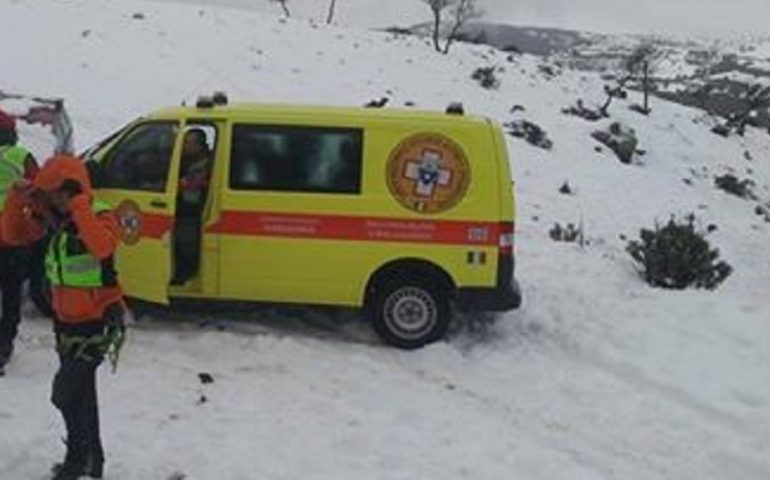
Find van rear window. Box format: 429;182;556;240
230;125;363;194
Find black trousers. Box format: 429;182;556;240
0;246;27;350
173;215;202;281
51;346;105;465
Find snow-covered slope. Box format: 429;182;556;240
1;1;770;479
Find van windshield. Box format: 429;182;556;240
80;121;136;162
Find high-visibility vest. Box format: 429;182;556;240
0;145;30;210
46;200;119;288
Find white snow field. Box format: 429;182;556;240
2;0;770;479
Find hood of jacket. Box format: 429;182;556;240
34;154;92;199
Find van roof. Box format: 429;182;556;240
148;103;492;126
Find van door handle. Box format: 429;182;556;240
149;199;168;209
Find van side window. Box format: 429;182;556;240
101;122;178;192
230;125;363;194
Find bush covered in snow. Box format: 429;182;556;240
549;222;584;244
562;99;603;121
627;216;732;290
592;122;638;164
714;174;756;199
471;66;501;89
505;119;553;150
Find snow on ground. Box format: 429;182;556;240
1;0;770;479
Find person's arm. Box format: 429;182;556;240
23;154;39;180
69;195;122;260
0;184;47;245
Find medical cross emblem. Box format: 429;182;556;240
387;134;470;215
404;149;452;198
116;200;143;246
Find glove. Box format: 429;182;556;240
104;303;127;373
12;179;37;200
60;179;83;199
105;302;126;332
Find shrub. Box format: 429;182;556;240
714;174;755;199
504;120;553;150
471;66;501;90
626;216;732;290
549;222;583;244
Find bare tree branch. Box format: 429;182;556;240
326;0;338;24
422;0;479;54
442;0;480;54
271;0;290;17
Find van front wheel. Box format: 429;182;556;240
369;276;450;349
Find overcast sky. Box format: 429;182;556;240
482;0;770;35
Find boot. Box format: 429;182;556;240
51;450;103;479
85;445;104;479
51;449;86;480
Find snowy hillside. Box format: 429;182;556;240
149;0;431;28
2;0;770;479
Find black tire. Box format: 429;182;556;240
368;274;451;349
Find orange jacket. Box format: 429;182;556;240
0;151;39;248
1;155;123;324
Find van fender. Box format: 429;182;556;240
361;258;456;307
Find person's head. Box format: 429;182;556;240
183;129;208;158
0;109;18;146
34;155;91;215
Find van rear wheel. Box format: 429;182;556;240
369;275;450;349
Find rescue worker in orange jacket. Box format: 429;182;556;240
1;155;125;480
0;108;39;370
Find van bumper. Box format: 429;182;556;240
456;256;522;312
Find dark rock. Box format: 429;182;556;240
132;12;145;20
711;124;731;137
365;97;389;108
559;182;573;195
629;103;651;115
538;64;558;78
592;122;639;164
714;174;756;199
756;203;770;222
562;100;603;122
198;372;214;384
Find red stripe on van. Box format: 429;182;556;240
141;213;174;239
206;211;503;246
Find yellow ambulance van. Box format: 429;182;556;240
75;95;521;348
